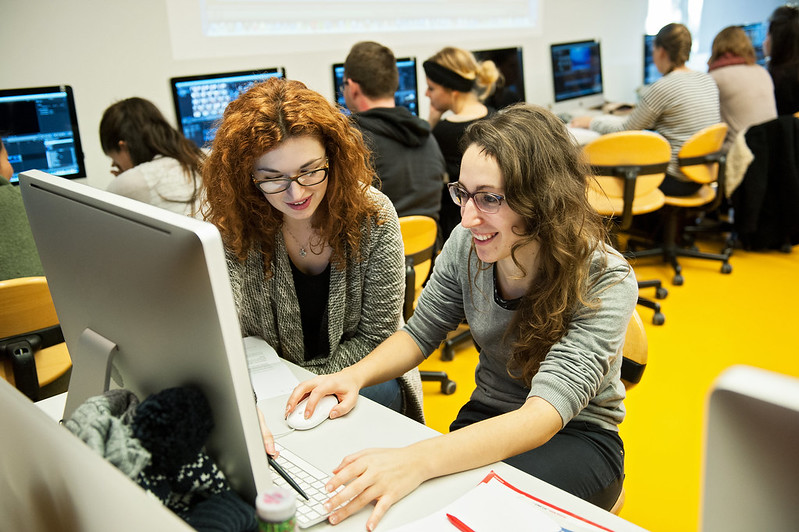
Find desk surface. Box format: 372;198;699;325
37;362;647;532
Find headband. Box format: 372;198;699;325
422;60;475;92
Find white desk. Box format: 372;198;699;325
37;362;647;532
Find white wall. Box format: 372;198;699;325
3;1;657;189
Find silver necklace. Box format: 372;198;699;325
284;226;309;257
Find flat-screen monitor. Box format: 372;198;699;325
741;21;768;67
472;47;526;109
0;86;86;184
550;40;604;112
332;57;419;116
170;68;286;148
701;365;799;531
643;34;663;86
18;169;271;502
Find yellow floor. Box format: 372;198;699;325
418;240;799;532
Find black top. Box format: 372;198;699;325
770;62;799;116
290;260;331;361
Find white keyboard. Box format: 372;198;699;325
272;442;344;528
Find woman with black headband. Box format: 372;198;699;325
423;46;500;241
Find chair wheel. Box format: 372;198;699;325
652;312;665;326
721;263;732;274
780;243;792;254
441;380;457;395
672;274;684;286
655;287;668;299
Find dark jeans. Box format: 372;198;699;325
450;400;624;511
360;378;402;413
659;174;702;197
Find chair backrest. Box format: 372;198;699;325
678;123;728;185
583;131;670;229
621;309;647;390
398;216;438;320
0;277;69;399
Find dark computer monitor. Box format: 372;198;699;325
643;34;663;86
0;86;86;184
472;47;526;109
741;21;768;67
549;40;604;112
170;68;286;148
332;57;419;116
18;169;272;502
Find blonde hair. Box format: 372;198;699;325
709;26;756;65
427;46;501;101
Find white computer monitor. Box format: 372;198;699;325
701;365;799;531
549;40;604;114
18;169;271;502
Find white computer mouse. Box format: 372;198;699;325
286;395;339;430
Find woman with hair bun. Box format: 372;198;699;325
423;46;500;240
572;23;720;197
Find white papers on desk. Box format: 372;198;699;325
389;471;612;532
244;336;299;401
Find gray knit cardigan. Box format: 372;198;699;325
227;190;424;423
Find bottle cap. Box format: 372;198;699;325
255;486;297;522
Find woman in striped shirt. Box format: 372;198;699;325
572;23;720;196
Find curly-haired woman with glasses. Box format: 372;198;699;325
286;103;638;529
202;78;423;438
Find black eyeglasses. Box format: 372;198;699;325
339;78;350;94
252;160;329;194
447;182;505;214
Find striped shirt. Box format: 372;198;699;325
591;70;720;180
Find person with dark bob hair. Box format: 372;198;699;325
286;103;638;529
202;78;423;443
765;4;799;115
99;97;204;217
572;23;720;197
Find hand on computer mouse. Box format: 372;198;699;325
286;395;340;430
569;115;594;129
285;370;361;422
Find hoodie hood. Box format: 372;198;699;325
353;107;431;148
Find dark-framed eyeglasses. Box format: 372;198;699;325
339;78;350;95
252;160;329;194
447;182;505;214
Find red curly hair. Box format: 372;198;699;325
202;78;380;277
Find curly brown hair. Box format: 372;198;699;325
461;103;619;385
202;77;379;277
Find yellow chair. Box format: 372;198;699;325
398;216;456;395
628;123;732;285
0;276;72;401
610;309;649;515
584;130;669;325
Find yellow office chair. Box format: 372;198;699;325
628;123;732;285
610;308;649;515
584;130;669;325
0;276;72;401
398;216;456;395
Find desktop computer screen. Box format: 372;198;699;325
741;21;768;67
550;40;604;111
0;86;86;184
170;68;286;148
643;34;663;86
472;47;526;109
332;57;419;116
18;169;271;502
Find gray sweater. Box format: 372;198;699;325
227;190;424;422
404;225;638;431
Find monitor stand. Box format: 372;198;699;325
62;327;118;419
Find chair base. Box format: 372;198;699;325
440;328;473;362
420;371;457;395
636;279;666;325
627;206;733;286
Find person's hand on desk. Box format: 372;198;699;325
569;115;594;129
